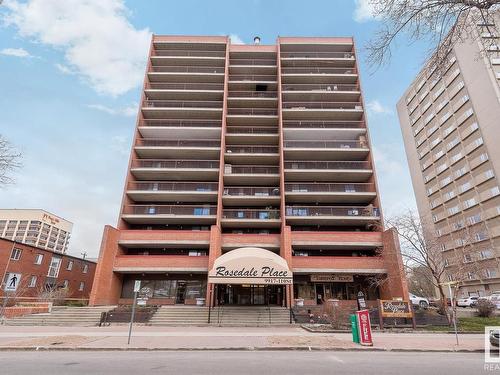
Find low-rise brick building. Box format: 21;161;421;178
0;238;96;301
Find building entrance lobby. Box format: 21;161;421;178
216;284;284;306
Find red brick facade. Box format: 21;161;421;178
0;238;96;301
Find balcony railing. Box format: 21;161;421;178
286;206;380;217
229;74;277;81
222;209;280;219
283;121;365;129
146;83;224;91
139;119;221;128
281;52;355;59
148;66;225;73
152;49;225;57
282;67;357;75
226;145;279;153
282;102;363;110
226;108;278;116
226;127;278;134
132;159;219;168
225;165;279;174
123;205;217;216
223;187;280;196
284;140;366;149
230;59;276;66
282;84;358;91
128;182;218;192
136;139;220;147
285;183;375;193
284;161;371;170
143;100;222;109
228;91;278;98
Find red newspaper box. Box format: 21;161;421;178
356;309;373;346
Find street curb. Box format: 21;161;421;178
0;346;485;353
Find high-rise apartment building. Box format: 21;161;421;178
0;209;72;253
90;35;407;309
397;16;500;297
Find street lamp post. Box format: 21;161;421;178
441;281;459;346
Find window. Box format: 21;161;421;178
79;282;85;291
67;260;73;271
10;248;22;260
188;250;206;256
480;249;493;259
28;276;37;288
464;254;472;263
448;206;459;216
62;280;69;288
34;254;43;265
83;264;89;274
486;269;498;278
47;257;62;278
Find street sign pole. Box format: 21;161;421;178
447;282;459;346
128;280;141;345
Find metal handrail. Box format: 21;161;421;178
139;119;221;127
222;209;281;219
228;91;278;98
226;108;278;116
284;161;371;169
131;159;220;168
146;83;224;90
142;100;222;108
226;127;278;134
284;140;366;149
226;145;279;153
136;139;221;147
229;74;277;81
282;102;362;110
152;49;225;57
283;121;365;129
282;67;357;74
128;182;218;191
230;59;276;66
148;66;225;73
223;187;280;196
285;183;375;193
282;84;358;91
285;205;380;217
225;165;280;174
123;205;217;215
281;52;355;59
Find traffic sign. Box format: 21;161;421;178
133;280;141;292
4;273;21;292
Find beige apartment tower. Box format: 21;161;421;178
397;17;500;297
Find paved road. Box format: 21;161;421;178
0;351;490;375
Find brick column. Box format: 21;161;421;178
380;228;409;299
89;226;123;306
205;225;222;307
281;225;294;307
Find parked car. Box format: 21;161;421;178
457;296;479;307
478;295;500;309
409;293;429;308
490;330;500;347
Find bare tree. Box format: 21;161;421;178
365;0;500;72
386;209;484;323
0;134;21;186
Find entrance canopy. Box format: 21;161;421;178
208;247;293;285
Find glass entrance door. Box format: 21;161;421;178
176;281;186;304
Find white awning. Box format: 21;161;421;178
208;247;293;285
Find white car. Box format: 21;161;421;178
479;295;500;309
457;296;479;307
409;293;429;308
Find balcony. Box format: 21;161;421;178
221;209;281;228
224;165;280;185
228;74;278;91
121;204;217;225
118;229;211;249
130;159;219;181
151;48;225;58
114;255;209;273
226;126;279;144
281;67;357;84
292;256;386;275
145;82;224;100
222;187;281;206
147;65;225;82
141;100;223;119
282;101;363;120
281;51;355;66
285;205;380;226
227;91;278;108
282;83;360;101
225;145;280;164
230;58;276;66
285;183;376;203
138;119;221;139
150;48;225;65
283;140;369;160
226;107;279;126
284;161;372;182
135;138;221;159
126;182;218;202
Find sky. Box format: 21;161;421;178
0;0;431;258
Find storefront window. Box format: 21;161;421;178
185;280;206;299
154;280;177;298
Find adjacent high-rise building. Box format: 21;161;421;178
397;16;500;297
90;35;407;309
0;209;72;253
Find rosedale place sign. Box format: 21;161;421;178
208;247;293;285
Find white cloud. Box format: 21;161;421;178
54;63;75;75
87;103;137;117
353;0;380;23
367;100;393;115
111;135;131;155
2;0;151;96
0;47;32;57
230;34;245;44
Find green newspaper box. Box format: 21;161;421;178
350;314;360;343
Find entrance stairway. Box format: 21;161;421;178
216;306;291;326
149;306;209;326
148;305;292;326
3;306;114;326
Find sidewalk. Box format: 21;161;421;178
0;325;486;352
